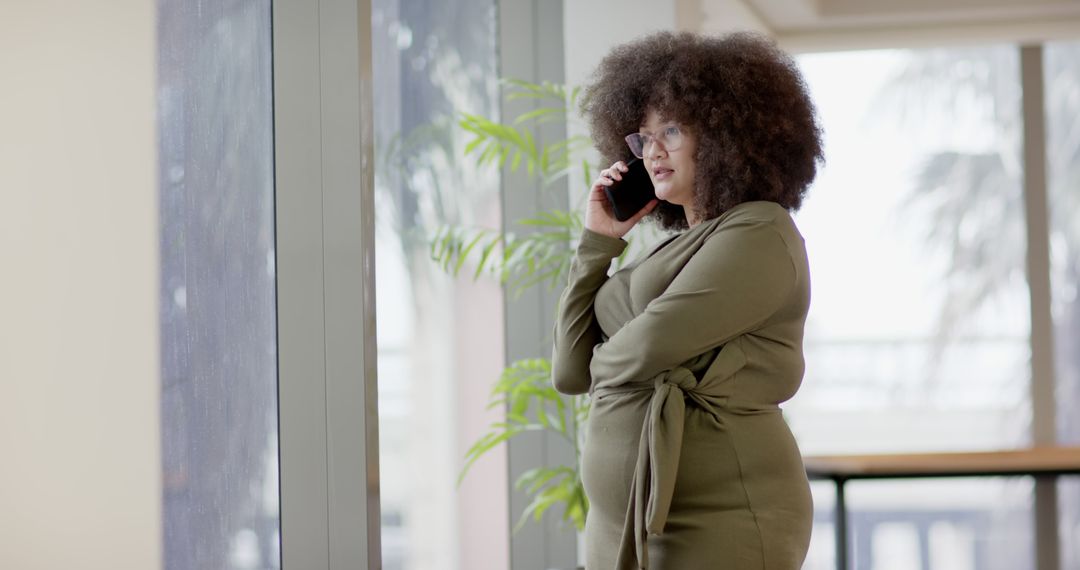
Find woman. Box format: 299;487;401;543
551;31;824;569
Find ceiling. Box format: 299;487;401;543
748;0;1080;31
691;0;1080;51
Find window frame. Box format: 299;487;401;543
273;0;382;568
497;0;581;567
268;2;1071;567
1019;43;1060;570
786;41;1063;570
272;0;578;567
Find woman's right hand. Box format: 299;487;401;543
585;161;659;239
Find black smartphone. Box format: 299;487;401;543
603;159;657;222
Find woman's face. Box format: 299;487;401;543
639;109;697;208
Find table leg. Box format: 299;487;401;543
835;477;848;570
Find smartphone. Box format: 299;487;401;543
603;159;657;222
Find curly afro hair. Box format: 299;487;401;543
581;31;824;232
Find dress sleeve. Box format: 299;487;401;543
551;228;628;395
589;220;797;389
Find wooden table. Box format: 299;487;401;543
803;446;1080;570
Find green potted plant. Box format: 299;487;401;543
430;79;655;538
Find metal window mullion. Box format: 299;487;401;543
274;0;380;568
274;0;331;565
1020;43;1060;570
498;0;577;568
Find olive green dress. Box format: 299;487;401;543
552;201;813;569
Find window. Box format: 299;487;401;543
793;47;1033;569
158;2;280;568
1045;40;1080;570
371;1;507;568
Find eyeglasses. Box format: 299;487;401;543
624;125;684;159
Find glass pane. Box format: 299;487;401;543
157;2;280;569
793;47;1032;569
845;479;1032;570
807;482;838;570
1045;40;1080;570
371;1;507;569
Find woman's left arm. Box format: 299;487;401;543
589;220;798;387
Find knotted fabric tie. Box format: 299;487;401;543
592;365;728;569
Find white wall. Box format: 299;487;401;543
0;2;163;569
562;0;769;214
564;0;770;101
681;0;770;37
563;1;677;91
